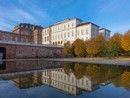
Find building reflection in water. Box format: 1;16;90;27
0;61;6;70
0;62;130;96
12;72;42;89
0;60;64;74
42;68;99;96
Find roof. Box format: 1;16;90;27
77;22;99;27
14;23;43;29
43;17;83;29
99;28;111;32
0;30;19;35
54;17;82;25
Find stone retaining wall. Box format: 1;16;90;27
0;43;64;59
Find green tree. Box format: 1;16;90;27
108;33;122;57
100;40;109;57
95;35;106;56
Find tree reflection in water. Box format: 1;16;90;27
63;62;130;90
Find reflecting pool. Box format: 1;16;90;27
0;60;130;98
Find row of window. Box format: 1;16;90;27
51;81;75;92
43;22;75;35
0;36;18;41
43;30;89;42
21;31;30;35
52;73;89;86
51;22;74;32
52;73;75;83
52;31;74;40
77;30;88;36
52;41;63;45
21;25;33;29
0;36;36;43
44;36;49;42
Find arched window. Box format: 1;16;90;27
55;42;57;45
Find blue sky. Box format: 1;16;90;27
0;0;130;35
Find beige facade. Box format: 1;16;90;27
13;23;43;44
42;18;82;45
42;18;110;46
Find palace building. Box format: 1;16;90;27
0;23;43;44
0;18;110;46
42;18;110;46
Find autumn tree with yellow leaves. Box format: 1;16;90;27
73;39;86;57
121;71;130;90
63;29;130;57
85;39;100;56
64;41;74;57
121;30;130;55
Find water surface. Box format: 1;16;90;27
0;60;130;98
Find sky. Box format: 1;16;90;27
0;0;130;35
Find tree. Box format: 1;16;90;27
121;71;130;90
64;63;75;75
85;39;100;56
95;35;105;43
110;76;121;87
73;39;86;57
73;63;86;79
95;35;106;56
86;64;106;83
100;41;109;57
64;41;74;56
121;30;130;55
108;33;122;57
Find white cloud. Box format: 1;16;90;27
16;0;51;22
14;9;37;23
0;0;51;31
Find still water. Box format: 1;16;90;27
0;60;130;98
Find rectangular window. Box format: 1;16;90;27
64;33;66;38
64;25;66;29
86;30;88;34
81;30;83;35
45;37;46;41
55;35;57;40
61;34;62;39
15;37;18;41
58;34;59;39
72;31;74;36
